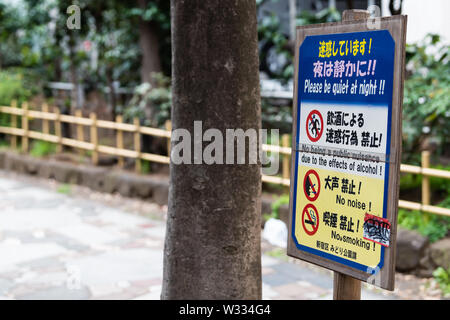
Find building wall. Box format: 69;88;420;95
260;0;450;45
397;0;450;44
258;0;381;38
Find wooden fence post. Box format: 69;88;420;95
165;120;172;157
421;150;431;222
75;109;84;157
54;107;62;153
21;102;29;153
42;103;49;135
90;113;98;165
134;117;141;173
282;134;290;182
116;115;124;168
10;100;17;149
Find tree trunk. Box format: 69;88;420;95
161;0;262;300
68;31;79;112
138;0;162;85
106;68;117;120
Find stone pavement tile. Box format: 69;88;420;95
0;269;23;281
93;290;138;300
272;283;304;298
17;270;69;288
0;243;68;271
270;262;333;290
62;248;163;287
116;237;164;250
44;232;91;252
133;291;161;300
2;229;90;252
16;285;91;300
94;209;152;229
61;248;103;261
318;293;333;300
14;270;39;284
261;255;280;268
0;208;82;232
82;219;113;228
116;228;148;239
141;224;166;239
72;203;99;217
272;281;331;300
17;256;64;271
88;283;123;298
117;239;150;250
262;267;275;276
8;282;53;298
145;284;162;300
130;278;162;288
19;198;66;210
56;224;125;247
361;288;394;300
5;187;67;210
124;285;150;298
272;294;295;300
0;177;25;191
262;272;295;287
2;230;41;244
262;283;280;300
0;278;14;295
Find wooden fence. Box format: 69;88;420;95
0;102;171;169
0;101;449;217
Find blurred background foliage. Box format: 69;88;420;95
0;0;447;164
403;34;450;164
0;0;447;188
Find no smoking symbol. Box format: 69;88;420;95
306;110;323;142
302;204;319;236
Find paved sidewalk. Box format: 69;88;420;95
0;172;397;300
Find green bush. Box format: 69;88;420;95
400;170;450;194
429;165;450;195
398;207;450;243
402;34;450;163
270;194;290;220
30;140;56;158
296;7;341;25
123;73;171;127
432;267;450;297
399;173;422;191
0;69;37;105
0;69;39;131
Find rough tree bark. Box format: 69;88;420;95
161;0;262;299
138;0;162;86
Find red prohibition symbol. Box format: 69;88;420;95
303;169;320;201
302;204;319;236
306;110;324;142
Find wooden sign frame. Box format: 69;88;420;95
287;15;407;291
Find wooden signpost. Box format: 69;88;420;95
287;10;407;299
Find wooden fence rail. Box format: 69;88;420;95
0;103;171;169
0;102;449;217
